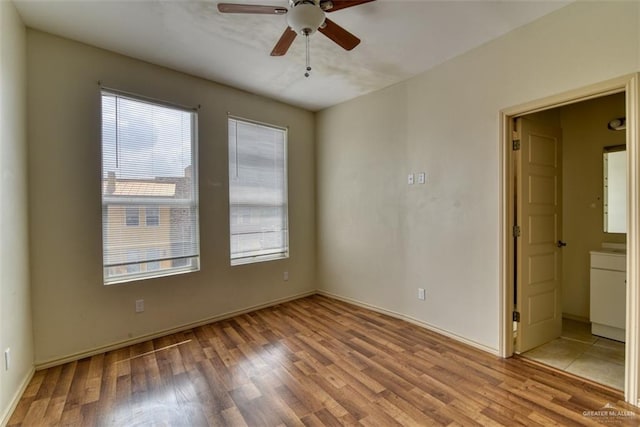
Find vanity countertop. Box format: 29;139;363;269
591;243;627;256
590;247;626;272
590;248;626;256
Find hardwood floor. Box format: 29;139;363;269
8;295;640;426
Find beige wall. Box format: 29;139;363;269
27;30;316;365
560;93;626;320
316;1;640;351
0;1;33;423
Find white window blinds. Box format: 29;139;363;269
101;90;199;284
228;117;288;265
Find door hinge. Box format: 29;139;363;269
513;311;521;322
512;129;521;151
512;225;521;238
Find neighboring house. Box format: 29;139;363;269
102;168;194;280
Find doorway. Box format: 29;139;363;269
499;74;640;406
512;94;627;390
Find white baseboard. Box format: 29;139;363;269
13;289;502;424
35;290;316;370
35;288;500;372
1;367;35;427
317;290;500;357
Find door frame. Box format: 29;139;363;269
499;73;640;406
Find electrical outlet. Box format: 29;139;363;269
4;348;10;371
418;288;426;300
418;172;426;184
135;299;144;313
283;271;289;281
408;174;415;185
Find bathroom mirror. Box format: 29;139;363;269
603;145;627;233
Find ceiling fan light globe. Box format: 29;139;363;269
287;3;325;35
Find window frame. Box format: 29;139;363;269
228;116;289;266
100;88;200;285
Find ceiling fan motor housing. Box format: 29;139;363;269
287;1;326;35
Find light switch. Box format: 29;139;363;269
408;174;415;185
418;172;426;184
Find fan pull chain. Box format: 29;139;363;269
305;33;311;78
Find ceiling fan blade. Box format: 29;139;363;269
217;3;288;14
271;27;297;56
322;0;375;13
318;18;360;51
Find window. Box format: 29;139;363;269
126;250;141;273
101;90;199;284
145;206;159;226
146;248;160;271
125;207;140;226
228;117;288;265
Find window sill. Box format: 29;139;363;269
231;253;289;267
104;264;199;286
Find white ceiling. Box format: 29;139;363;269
14;0;569;111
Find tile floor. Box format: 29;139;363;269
521;318;625;390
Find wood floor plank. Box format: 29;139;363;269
378;389;447;425
33;366;61;401
8;294;640;426
311;408;342;427
82;358;102;406
368;395;420;427
22;370;46;399
19;398;49;426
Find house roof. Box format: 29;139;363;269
103;181;177;198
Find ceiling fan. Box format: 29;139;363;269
218;0;375;76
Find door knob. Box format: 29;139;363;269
557;240;567;248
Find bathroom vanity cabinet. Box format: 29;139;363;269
590;249;626;342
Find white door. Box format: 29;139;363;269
515;118;564;353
